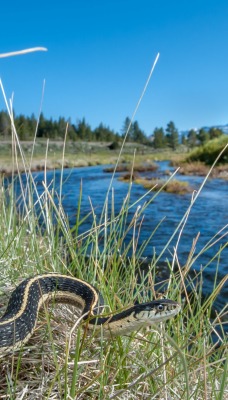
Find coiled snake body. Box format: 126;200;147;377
0;274;181;354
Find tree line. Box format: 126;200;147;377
0;110;225;150
152;123;224;149
0;111;119;142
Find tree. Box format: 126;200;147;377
121;117;134;140
132;121;147;143
58;117;68;138
67;119;77;141
153;127;166;148
187;129;197;148
181;133;187;146
94;123;117;141
37;113;48;138
108;140;119;150
16;114;31;140
208;127;223;140
0;111;10;138
166;121;179;150
74;118;92;141
197;128;209;145
28;113;37;137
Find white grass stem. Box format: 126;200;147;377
0;47;47;58
105;53;160;200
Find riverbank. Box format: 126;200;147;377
1;139;228;179
0;139;187;174
171;160;228;179
1;160;227;399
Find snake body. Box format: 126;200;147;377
0;274;181;354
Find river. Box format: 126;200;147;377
16;161;228;315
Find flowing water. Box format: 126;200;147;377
14;161;228;315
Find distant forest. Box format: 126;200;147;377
0;110;225;150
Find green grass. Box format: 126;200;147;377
0;100;227;399
186;135;228;165
0;138;186;175
120;176;191;194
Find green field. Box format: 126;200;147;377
0;138;188;176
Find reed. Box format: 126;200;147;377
0;76;227;399
0;119;227;400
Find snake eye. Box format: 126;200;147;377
157;304;164;311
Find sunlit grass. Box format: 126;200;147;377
119;176;191;194
0;138;187;175
0;79;227;399
0;130;227;399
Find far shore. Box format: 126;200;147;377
0;139;183;176
0;139;227;179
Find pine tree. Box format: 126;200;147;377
153;127;166;148
198;128;209;145
166;121;179;150
121;117;134;140
187;129;197;148
0;111;10;138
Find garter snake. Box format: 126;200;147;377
0;274;181;354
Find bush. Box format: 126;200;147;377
186;135;228;165
108;140;120;150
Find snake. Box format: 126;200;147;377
0;274;181;354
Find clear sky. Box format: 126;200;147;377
0;0;228;135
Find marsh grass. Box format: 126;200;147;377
0;86;227;399
0;140;186;176
119;176;192;195
104;162;158;173
170;161;228;179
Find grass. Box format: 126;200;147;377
171;161;228;179
104;161;158;173
119;176;192;194
0;139;186;175
0;88;227;399
186;135;228;165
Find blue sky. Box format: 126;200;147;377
0;0;228;135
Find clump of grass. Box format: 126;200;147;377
171;161;210;176
120;175;192;194
161;179;190;194
104;161;158;173
117;171;140;181
139;177;191;194
0;81;227;399
171;160;228;179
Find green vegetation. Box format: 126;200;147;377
104;161;158;173
134;177;191;194
0;110;148;143
1;109;226;154
151;122;225;151
171;161;228;179
0;113;227;399
121;116;148;143
118;173;191;194
1;108;227;181
0;138;186;175
186;135;228;165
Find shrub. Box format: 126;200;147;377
186;135;228;165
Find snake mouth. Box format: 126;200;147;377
134;302;181;324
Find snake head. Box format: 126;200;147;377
134;299;181;324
